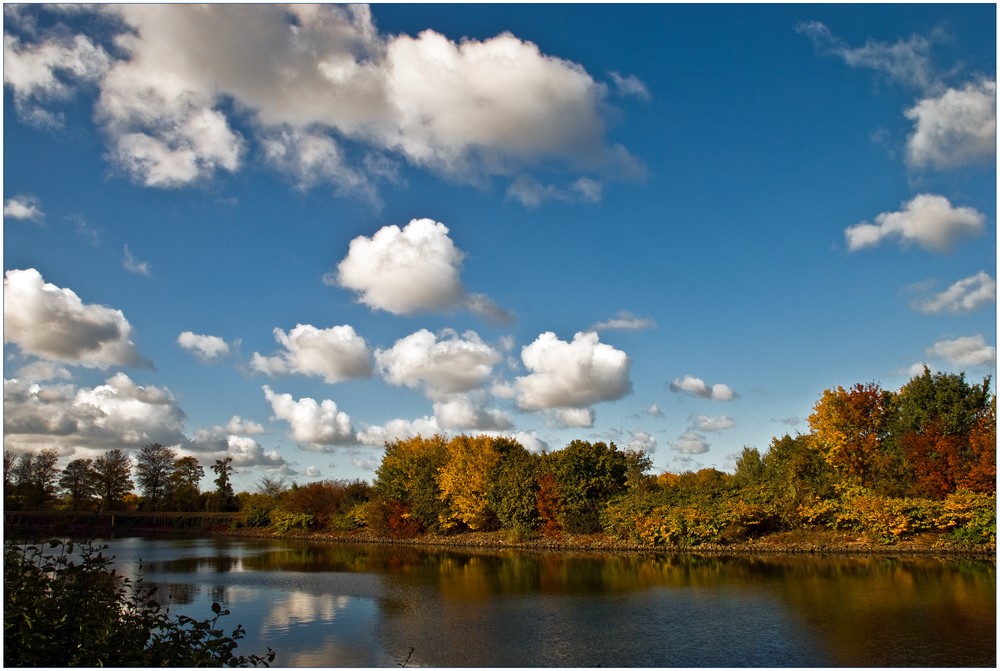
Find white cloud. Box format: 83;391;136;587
691;414;737;432
3;373;186;454
516;331;632;411
433;396;513;431
123;245;152;277
178;331;231;362
188;427;286;469
3;31;111;126
547;407;595;428
627;430;657;454
3;195;44;222
356;415;441;446
224;415;265;436
334;219;511;321
589;310;656;332
796;21;934;90
505;174;605;207
925;335;996;367
913;271;996;314
671;430;710;455
906;80;996;169
845;194;984;253
669;375;736;401
3;268;148;369
263;385;355;448
8;5;637;195
252;323;372;383
609;71;651;101
375;328;501;398
646;403;663;418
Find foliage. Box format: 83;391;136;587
9;449;60;510
437;435;503;531
91;449;134;512
3;539;274;667
135;444;177;511
269;510;315;533
489;441;541;531
548;440;631;533
59;459;97;511
374;435;449;533
209;457;239;512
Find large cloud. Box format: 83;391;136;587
906;80;996;169
3;268;148;369
5;5;637;197
913;271;996;314
263;385;356;448
375;328;501;397
3;373;186;455
516;331;632;411
334;218;511;321
252;323;372;383
844;194;984;253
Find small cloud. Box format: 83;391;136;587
671;430;710;455
302;466;322;478
668;375;736;401
845;194;984;253
178;331;231;362
3;195;44;223
925;335;996;367
906;79;996;170
589;310;656;332
123;244;152;277
646;403;663;418
252;323;372;383
912;271;995;314
263;385;356;449
627;430;657;454
609;71;651;101
690;414;736;432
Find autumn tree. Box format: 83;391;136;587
92;449;134;511
135;444;177;511
59;459;97;511
808;382;902;493
374;435;449;533
437;435;504;531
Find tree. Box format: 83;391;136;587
135;444;177;511
437;435;503;531
807;382;899;492
167;456;204;511
208;457;238;512
374;435;449;532
489;441;541;531
92;449;134;511
11;449;60;510
59;459;97;511
3;450;16;506
549;440;629;533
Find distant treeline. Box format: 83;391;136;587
5;367;996;547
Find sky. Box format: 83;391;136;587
3;3;996;492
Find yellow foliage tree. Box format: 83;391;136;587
437;435;501;531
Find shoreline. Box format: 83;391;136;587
214;526;997;559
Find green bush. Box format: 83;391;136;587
3;539;274;667
269;509;314;532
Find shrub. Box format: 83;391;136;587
3;539;274;667
269;510;315;532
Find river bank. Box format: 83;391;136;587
218;525;996;558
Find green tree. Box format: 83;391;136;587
11;449;60;510
489;441;541;531
549;440;629;533
374;435;449;533
135;444;177;511
167;456;204;511
92;449;134;511
208;457;238;512
59;459;97;511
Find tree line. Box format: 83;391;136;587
4;367;995;546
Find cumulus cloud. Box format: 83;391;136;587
123;245;152;277
7;5;637;197
627;430;657;454
691;414;736;432
671;430;710;455
844;194;984;253
547;407;595;428
356;415;441;446
188;426;287;469
906;80;996;169
3;373;186;454
263;385;355;448
796;21;934;90
178;331;231;362
375;328;501;399
646;403;664;418
516;331;632;411
668;375;736;401
913;271;996;314
925;335;996;367
3;195;44;222
433;396;513;431
251;323;372;383
334;218;510;321
3;268;148;369
589;310;656;332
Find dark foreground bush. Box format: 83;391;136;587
3;539;275;667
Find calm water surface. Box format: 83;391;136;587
75;536;994;667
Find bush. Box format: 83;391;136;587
269;510;314;532
3;539;274;667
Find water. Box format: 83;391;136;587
49;536;997;667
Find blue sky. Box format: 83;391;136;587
3;4;995;492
